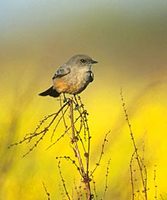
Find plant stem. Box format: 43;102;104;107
69;99;91;200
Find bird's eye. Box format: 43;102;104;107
80;59;86;63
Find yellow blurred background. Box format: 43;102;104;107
1;0;167;199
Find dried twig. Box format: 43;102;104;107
154;165;158;200
9;100;70;157
90;131;110;176
55;156;81;176
92;176;98;200
42;182;51;200
58;160;71;200
9;94;112;199
130;152;135;200
102;158;111;200
51;104;69;141
120;89;148;200
46;110;85;150
69;100;87;179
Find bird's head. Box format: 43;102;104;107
67;54;98;69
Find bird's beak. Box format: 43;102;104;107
91;59;98;64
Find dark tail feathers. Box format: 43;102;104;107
39;86;60;98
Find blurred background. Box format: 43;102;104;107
0;0;167;199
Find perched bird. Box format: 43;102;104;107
39;54;98;98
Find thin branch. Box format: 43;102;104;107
8;113;56;148
22;131;46;157
58;160;71;200
59;95;68;129
120;89;148;200
74;95;87;141
92;176;98;200
90;131;110;176
102;158;111;200
55;156;82;176
42;182;51;200
154;165;158;200
73;96;87;152
70;98;92;200
130;152;135;200
69;99;85;177
46;110;85;150
8;100;70;157
50;104;69;142
76;96;91;184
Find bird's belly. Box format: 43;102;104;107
53;72;91;94
53;79;71;93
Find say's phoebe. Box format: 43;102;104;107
39;54;98;97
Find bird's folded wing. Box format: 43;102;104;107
52;64;71;79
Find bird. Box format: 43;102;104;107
39;54;98;98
